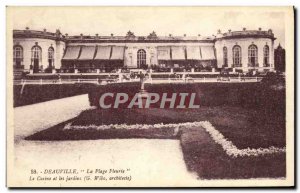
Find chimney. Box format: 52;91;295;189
169;34;172;37
80;33;83;39
228;29;231;33
184;34;186;37
65;33;68;37
43;28;47;32
258;27;262;31
198;34;201;37
243;27;246;31
111;33;114;37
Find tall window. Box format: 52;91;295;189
137;49;146;68
263;45;270;67
31;45;42;73
31;45;42;61
248;44;258;67
232;45;241;67
13;45;23;67
48;47;55;68
223;47;228;67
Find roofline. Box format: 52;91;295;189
13;28;277;43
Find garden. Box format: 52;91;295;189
25;78;286;179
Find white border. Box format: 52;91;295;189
1;0;297;192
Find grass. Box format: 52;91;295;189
180;127;285;179
25;106;286;179
24;81;286;179
28;106;284;149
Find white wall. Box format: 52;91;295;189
13;38;65;70
14;37;274;71
215;37;274;71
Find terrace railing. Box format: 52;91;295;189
147;76;263;84
13;76;263;85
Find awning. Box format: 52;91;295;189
110;46;125;60
157;46;171;60
200;46;215;60
78;46;96;60
94;46;111;60
171;47;186;60
62;46;81;60
186;46;201;60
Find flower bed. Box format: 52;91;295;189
200;121;285;157
63;121;285;158
26;118;286;179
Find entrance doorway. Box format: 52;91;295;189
137;49;146;68
32;45;42;73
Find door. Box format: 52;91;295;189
33;59;39;73
137;49;146;68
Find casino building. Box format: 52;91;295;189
13;27;276;75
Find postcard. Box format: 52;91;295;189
6;6;294;187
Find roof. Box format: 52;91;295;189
13;28;276;44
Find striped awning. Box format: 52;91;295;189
201;46;215;60
110;46;125;60
186;46;201;60
78;46;96;60
62;46;81;60
171;47;186;60
157;46;171;60
94;46;111;60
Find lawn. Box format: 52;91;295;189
26;106;286;179
27;106;285;148
25;81;286;179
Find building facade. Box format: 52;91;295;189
13;27;276;74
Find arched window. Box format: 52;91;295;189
137;49;146;68
13;45;23;67
48;47;55;68
248;44;258;67
223;47;228;67
263;45;270;67
31;45;42;73
232;45;241;67
31;45;42;61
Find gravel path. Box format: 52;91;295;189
14;139;198;187
14;94;92;142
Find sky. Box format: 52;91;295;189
8;6;287;47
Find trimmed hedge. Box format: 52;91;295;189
88;82;285;110
14;83;96;107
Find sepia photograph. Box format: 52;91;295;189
6;6;294;187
